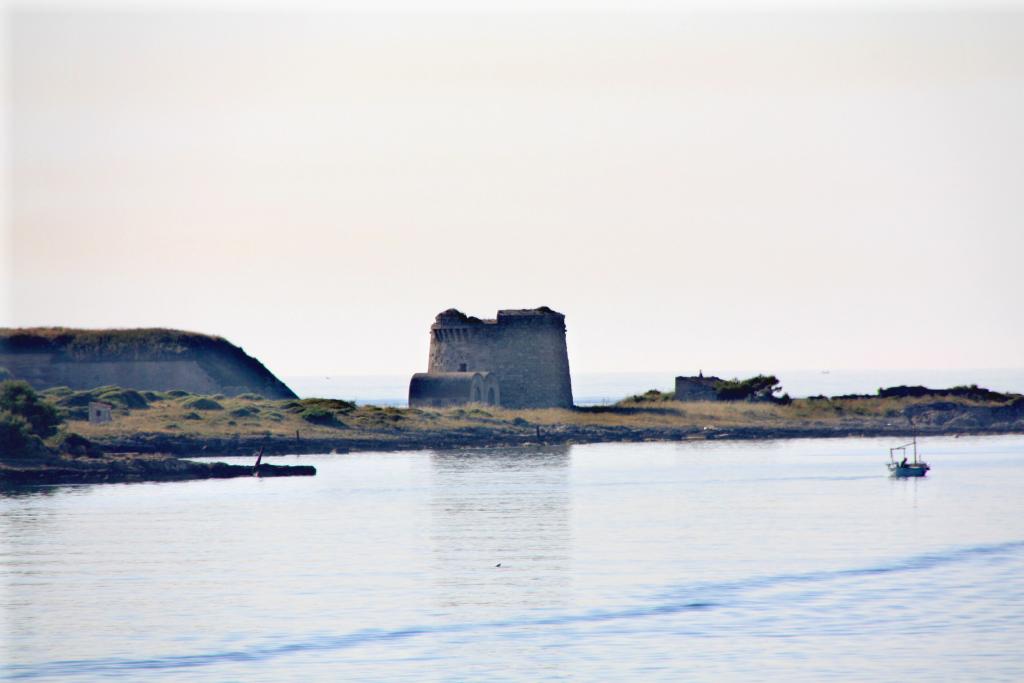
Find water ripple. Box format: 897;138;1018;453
7;539;1022;681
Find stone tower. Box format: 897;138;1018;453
408;306;574;409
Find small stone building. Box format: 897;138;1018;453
674;374;721;402
88;401;113;424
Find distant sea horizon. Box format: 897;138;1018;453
285;368;1024;406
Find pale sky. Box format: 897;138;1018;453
3;4;1023;376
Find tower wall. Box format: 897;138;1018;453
424;307;573;409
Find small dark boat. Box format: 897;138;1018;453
887;437;930;478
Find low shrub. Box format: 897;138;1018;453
0;411;47;458
53;432;103;457
297;398;357;414
714;375;782;402
300;407;347;428
619;389;675;405
0;380;62;438
96;388;148;410
183;397;223;411
56;391;99;408
877;384;1017;403
55;387;147;411
230;407;259;418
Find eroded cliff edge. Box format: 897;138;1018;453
0;328;296;399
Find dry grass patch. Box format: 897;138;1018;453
48;387;1011;444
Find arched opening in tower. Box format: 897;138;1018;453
487;387;496;405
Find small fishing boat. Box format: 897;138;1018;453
887;437;930;477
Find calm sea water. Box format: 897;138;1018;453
3;436;1024;681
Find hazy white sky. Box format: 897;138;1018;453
4;5;1023;376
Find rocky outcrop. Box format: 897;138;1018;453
0;328;296;399
903;398;1024;430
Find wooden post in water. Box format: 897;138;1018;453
252;446;265;477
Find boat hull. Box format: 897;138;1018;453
888;464;929;478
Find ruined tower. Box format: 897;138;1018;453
408;307;574;409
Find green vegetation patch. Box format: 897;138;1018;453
0;411;48;458
286;398;355;428
54;386;149;413
183;397;224;411
1;381;62;438
288;398;356;414
230;406;259;418
0;380;63;458
877;384;1018;403
714;375;782;402
353;406;404;428
96;388;148;409
299;407;332;425
622;389;675;404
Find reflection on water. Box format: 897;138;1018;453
429;447;570;614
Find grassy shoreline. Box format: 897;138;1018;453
2;381;1022;485
43;387;1024;457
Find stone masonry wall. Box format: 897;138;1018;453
674;376;720;401
0;351;294;398
1;354;224;395
425;308;573;409
0;329;297;399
